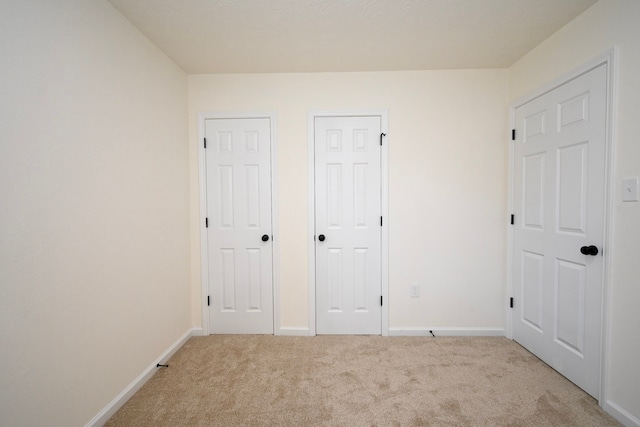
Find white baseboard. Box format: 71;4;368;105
277;327;310;336
191;327;204;337
85;327;199;427
603;399;640;427
388;327;506;337
276;327;505;337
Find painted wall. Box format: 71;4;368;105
0;1;190;426
189;70;509;332
509;0;640;422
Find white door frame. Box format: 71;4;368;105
307;110;389;336
198;111;280;336
507;50;616;405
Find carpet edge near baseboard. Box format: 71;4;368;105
85;327;199;427
388;327;506;337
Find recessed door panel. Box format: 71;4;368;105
218;132;233;152
559;93;589;130
245;131;259;152
328;248;343;311
353;164;368;228
522;251;544;332
327;130;342;152
353;129;368;152
353;248;368;311
524;111;546;142
220;249;236;311
218;166;234;228
247;248;262;311
327;164;343;228
523;154;545;230
246;165;261;228
557;143;588;235
555;259;586;355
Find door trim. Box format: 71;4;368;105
507;49;616;405
307;110;389;336
198;111;280;336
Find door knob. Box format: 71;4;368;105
261;234;269;242
318;234;325;242
580;245;599;256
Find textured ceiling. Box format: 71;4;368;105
108;0;598;74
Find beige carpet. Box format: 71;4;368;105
106;336;619;426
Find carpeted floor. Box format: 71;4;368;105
105;336;619;426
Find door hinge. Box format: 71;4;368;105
380;216;383;226
380;296;383;306
510;214;514;225
205;217;208;228
380;133;386;146
207;296;210;306
510;297;514;308
204;138;207;149
511;129;516;141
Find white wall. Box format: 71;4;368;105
189;70;508;332
509;0;640;423
0;1;190;426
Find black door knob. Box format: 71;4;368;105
580;245;599;256
318;234;325;242
261;234;269;242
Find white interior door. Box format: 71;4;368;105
314;116;382;335
512;64;607;398
205;118;273;334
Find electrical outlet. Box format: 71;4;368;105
410;284;420;298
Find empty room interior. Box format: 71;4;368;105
1;0;640;425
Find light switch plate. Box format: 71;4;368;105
622;177;639;202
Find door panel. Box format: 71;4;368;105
555;259;585;354
522;250;544;331
205;118;273;334
315;116;382;335
523;153;545;229
557;143;588;234
512;64;607;398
